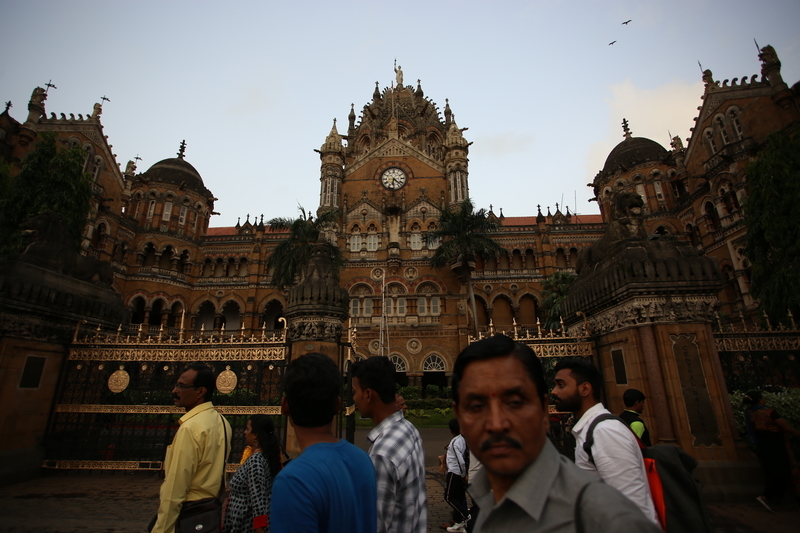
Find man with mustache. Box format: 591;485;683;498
453;335;660;532
151;363;231;533
552;357;658;525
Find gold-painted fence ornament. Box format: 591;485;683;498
108;366;130;393
216;366;238;394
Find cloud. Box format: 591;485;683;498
585;78;704;176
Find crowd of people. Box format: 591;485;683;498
148;334;799;533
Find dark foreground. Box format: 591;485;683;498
0;428;796;532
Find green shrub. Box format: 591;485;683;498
407;398;451;410
397;386;419;400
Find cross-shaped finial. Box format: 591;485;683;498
622;118;632;139
134;154;142;163
101;95;110;104
4;101;10;112
45;80;57;93
362;190;368;197
177;140;186;159
489;204;493;211
555;202;559;211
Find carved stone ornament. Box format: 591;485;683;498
404;267;418;281
216;366;237;394
582;297;718;335
369;339;381;354
406;338;422;354
108;367;130;393
371;268;384;281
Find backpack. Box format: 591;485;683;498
583;413;712;533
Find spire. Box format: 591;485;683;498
321;118;343;152
622;119;632;139
177;140;187;159
348;103;356;132
415;79;424;99
373;81;381;101
536;204;545;223
444;98;452;127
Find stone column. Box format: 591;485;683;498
637;324;676;443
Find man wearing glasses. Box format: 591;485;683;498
151;363;231;533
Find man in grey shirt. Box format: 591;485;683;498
452;335;661;532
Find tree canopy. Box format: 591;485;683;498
428;199;503;334
0;132;94;255
541;270;577;330
266;207;341;290
743;126;800;325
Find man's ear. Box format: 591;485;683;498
280;396;290;417
579;382;592;398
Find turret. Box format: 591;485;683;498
317;119;345;217
444;115;470;207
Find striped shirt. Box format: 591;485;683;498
367;410;427;533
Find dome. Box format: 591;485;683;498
602;137;668;174
140;157;209;195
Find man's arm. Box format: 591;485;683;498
590;423;657;523
578;482;662;532
151;426;200;533
372;454;398;533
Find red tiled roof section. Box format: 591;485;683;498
205;226;290;236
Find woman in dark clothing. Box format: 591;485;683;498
224;415;282;533
743;390;800;512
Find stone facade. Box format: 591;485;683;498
0;45;797;386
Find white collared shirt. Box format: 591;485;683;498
572;402;659;524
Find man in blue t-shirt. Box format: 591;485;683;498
271;353;377;533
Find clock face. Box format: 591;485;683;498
381;168;407;190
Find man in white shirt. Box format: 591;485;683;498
444;419;469;533
551;357;659;525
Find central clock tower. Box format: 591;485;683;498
316;78;471;256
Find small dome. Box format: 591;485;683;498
602;137;668;174
140;157;209;195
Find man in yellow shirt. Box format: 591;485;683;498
151;363;231;533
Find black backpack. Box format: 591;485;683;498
583;414;712;533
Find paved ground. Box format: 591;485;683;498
0;427;797;532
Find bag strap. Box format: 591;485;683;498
582;413;627;465
217;412;228;499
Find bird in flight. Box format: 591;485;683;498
622;19;631;25
609;41;616;45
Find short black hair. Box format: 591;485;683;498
350;356;396;404
284;353;341;428
249;415;283;478
452;334;547;406
181;362;216;402
743;390;763;406
448;418;460;435
553;357;603;401
623;388;646;407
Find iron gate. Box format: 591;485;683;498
43;323;288;471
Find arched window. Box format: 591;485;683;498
422;354;446;371
350;225;362;252
389;354;407;372
728;108;744;140
716;116;730;145
130;296;146;324
705;129;718;153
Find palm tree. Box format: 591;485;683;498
541;271;577;330
428;199;504;334
266;207;341;290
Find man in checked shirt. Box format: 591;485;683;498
352;356;427;533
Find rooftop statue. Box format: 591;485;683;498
394;59;403;87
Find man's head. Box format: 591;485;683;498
551;357;603;415
350;356;396;419
282;353;340;428
395;394;408;413
448;418;460;437
452;335;550;493
173;363;215;411
623;388;646;414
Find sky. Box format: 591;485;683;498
2;0;799;227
